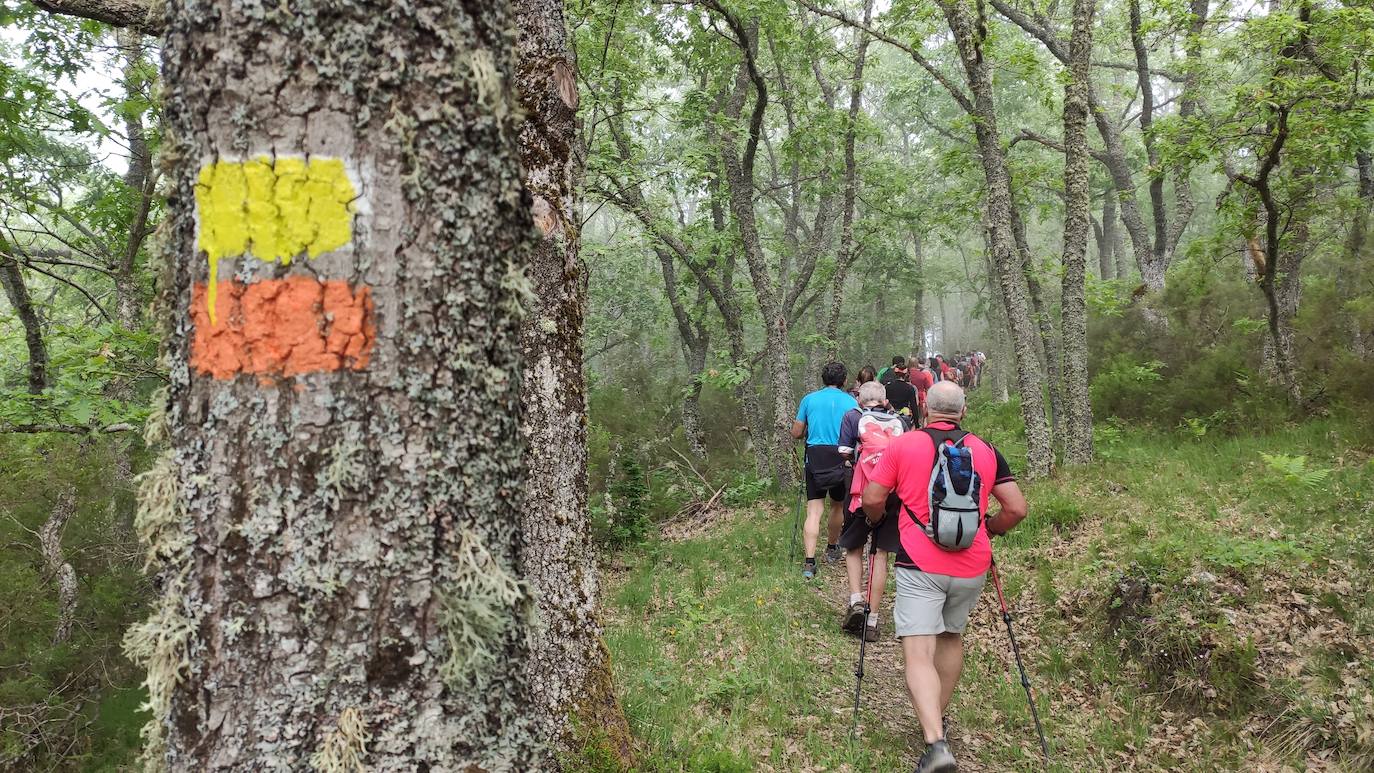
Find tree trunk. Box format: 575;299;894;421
115;29;156;329
0;249;48;394
40;488;78;645
513;0;633;763
982;244;1012;403
133;1;545;768
911;229;926;353
1092;211;1112;280
1012;206;1064;443
718;26;795;487
824;0;872;360
938;0;1053;478
938;292;948;354
1341;151;1372;359
1101;187;1119;280
1060;0;1096;465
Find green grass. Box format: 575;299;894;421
589;412;1374;771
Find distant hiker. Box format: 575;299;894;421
885;362;917;418
848;364;878;399
836;381;908;641
791;361;859;579
860;381;1028;773
910;357;934;425
878;355;905;386
930;354;944;383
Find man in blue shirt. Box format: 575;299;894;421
790;361;858;579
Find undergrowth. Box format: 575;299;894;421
589;410;1374;771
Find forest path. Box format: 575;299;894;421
808;550;1005;773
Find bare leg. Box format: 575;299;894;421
802;498;824;559
869;549;890;620
826;500;844;546
845;547;864;596
934;632;964;712
901;634;944;744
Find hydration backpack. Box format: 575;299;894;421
905;430;982;551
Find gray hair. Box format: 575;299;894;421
926;381;966;416
858;381;887;406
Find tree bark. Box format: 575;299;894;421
1101;186;1119;279
1341;151;1373;358
716;17;796;487
115;28;155;329
40;488;79;645
937;0;1054;479
1061;0;1096;465
910;229;927;353
0;249;49;394
513;0;633;763
133;1;545;768
824;0;873;360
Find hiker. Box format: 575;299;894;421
848;364;878;399
878;355;905;386
791;361;859;579
836;381;908;641
860;381;1028;773
910;357;935;426
885;361;917;418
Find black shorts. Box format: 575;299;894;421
837;494;902;553
804;445;849;502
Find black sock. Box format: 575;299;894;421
826;543;837;551
804;557;816;565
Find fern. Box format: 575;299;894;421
1260;453;1331;489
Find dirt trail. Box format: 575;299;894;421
807;554;1004;773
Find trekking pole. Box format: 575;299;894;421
849;538;878;743
989;558;1051;766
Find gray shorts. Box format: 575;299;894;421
893;567;988;636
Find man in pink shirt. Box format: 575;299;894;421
861;381;1028;773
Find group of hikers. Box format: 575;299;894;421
791;352;1027;773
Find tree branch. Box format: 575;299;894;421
31;0;164;35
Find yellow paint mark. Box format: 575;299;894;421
195;156;357;323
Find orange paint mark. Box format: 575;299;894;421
190;277;375;380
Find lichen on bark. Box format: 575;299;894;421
129;0;548;768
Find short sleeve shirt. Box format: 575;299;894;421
795;387;858;446
911;370;934;403
869;421;1015;577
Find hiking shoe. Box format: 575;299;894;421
863;619;880;642
842;602;865;633
824;545;843;564
802;563;816;581
915;740;956;773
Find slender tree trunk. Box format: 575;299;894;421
938;0;1053;478
1061;0;1096;465
116;28;154;329
938;292;949;354
824;0;872;359
1101;187;1119;279
911;230;926;353
718;25;795;487
134;1;545;768
513;0;632;763
0;250;48;394
40;488;78;645
1341;151;1373;358
682;334;709;458
983;245;1012;403
1092;212;1112;280
1012;207;1064;443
